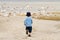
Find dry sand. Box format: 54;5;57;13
0;16;60;40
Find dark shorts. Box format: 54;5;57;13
26;26;32;33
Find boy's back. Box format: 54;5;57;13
24;17;33;27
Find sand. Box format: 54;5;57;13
0;16;60;40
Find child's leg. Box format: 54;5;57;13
28;27;32;37
26;27;29;35
28;32;31;37
26;30;28;35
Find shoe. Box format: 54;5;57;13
26;31;28;35
28;35;31;37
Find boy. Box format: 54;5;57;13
24;12;33;37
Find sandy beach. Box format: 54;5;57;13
0;16;60;40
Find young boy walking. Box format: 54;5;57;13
24;12;33;37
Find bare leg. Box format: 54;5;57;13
26;30;28;35
28;33;31;37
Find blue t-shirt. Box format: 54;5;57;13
24;17;33;27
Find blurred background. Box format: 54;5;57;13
0;0;60;20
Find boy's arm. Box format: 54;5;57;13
24;19;26;26
31;19;33;24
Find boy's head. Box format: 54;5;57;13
26;12;31;17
